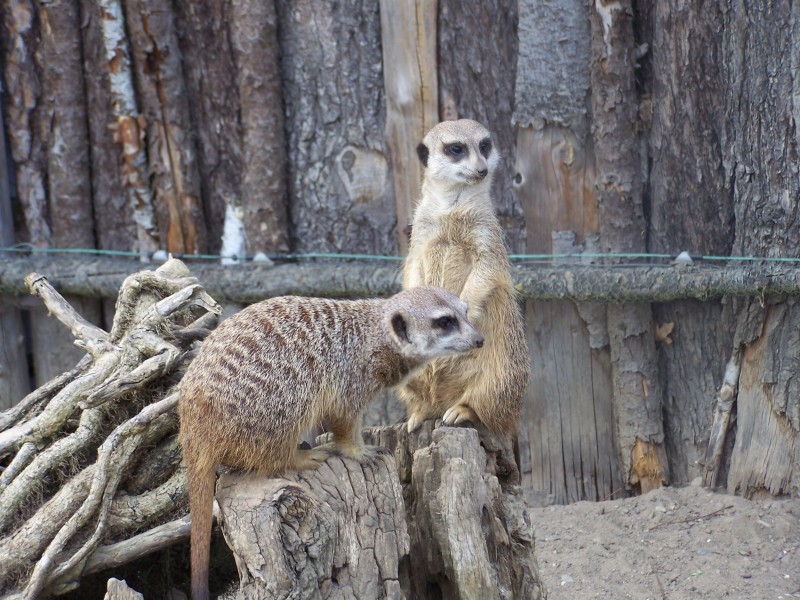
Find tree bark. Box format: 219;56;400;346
379;0;438;254
591;0;668;493
0;95;30;406
643;0;736;485
438;0;524;251
124;0;207;255
35;0;102;385
234;423;547;599
80;0;136;253
718;0;800;497
514;0;622;503
277;0;397;256
172;0;242;258
5;255;800;306
228;0;289;256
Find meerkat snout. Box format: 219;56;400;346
416;119;499;188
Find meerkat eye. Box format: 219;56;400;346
433;315;457;330
479;138;492;158
444;143;466;157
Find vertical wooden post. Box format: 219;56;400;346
0;98;30;407
379;0;438;254
590;0;668;493
124;0;208;256
514;0;624;503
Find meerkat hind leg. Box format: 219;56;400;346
318;413;388;462
442;403;479;427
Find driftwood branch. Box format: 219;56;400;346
2;255;799;304
0;258;220;597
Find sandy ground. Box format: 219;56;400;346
529;483;800;600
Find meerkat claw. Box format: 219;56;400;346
442;404;478;427
407;412;425;433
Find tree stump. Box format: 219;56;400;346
218;423;546;599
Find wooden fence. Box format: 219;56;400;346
1;0;799;502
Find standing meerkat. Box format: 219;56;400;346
399;119;530;434
179;286;483;600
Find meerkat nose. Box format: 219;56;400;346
475;336;485;348
477;168;488;178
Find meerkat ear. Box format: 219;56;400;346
390;312;411;344
416;142;429;167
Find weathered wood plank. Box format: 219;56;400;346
514;125;622;499
438;0;524;250
379;0;438;254
0;90;30;407
125;0;207;255
644;1;736;485
718;0;800;498
278;0;397;256
590;0;668;492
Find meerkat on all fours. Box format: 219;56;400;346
399;118;530;435
178;286;483;600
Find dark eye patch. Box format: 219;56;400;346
433;315;457;330
479;137;492;158
444;143;467;161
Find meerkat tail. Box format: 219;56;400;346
189;462;215;600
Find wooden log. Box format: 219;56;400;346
4;255;800;304
644;1;736;485
590;0;668;493
513;0;621;503
438;0;525;251
172;0;241;258
124;0;207;255
362;423;545;599
0;94;30;406
0;0;50;245
97;0;160;257
80;0;137;253
228;0;289;256
277;0;397;256
219;423;545;599
216;450;408;599
379;0;438;254
713;0;800;499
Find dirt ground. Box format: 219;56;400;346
528;482;800;600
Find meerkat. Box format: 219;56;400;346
399;118;530;435
178;286;483;600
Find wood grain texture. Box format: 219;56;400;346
590;0;667;491
721;1;800;498
379;0;438;254
172;0;242;256
125;0;207;255
643;1;736;485
278;0;397;256
0;95;30;406
438;0;524;251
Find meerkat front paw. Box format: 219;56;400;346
407;411;427;433
290;448;329;471
442;404;479;427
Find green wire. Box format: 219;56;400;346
2;244;800;264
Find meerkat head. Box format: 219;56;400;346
416;119;500;189
383;286;484;361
